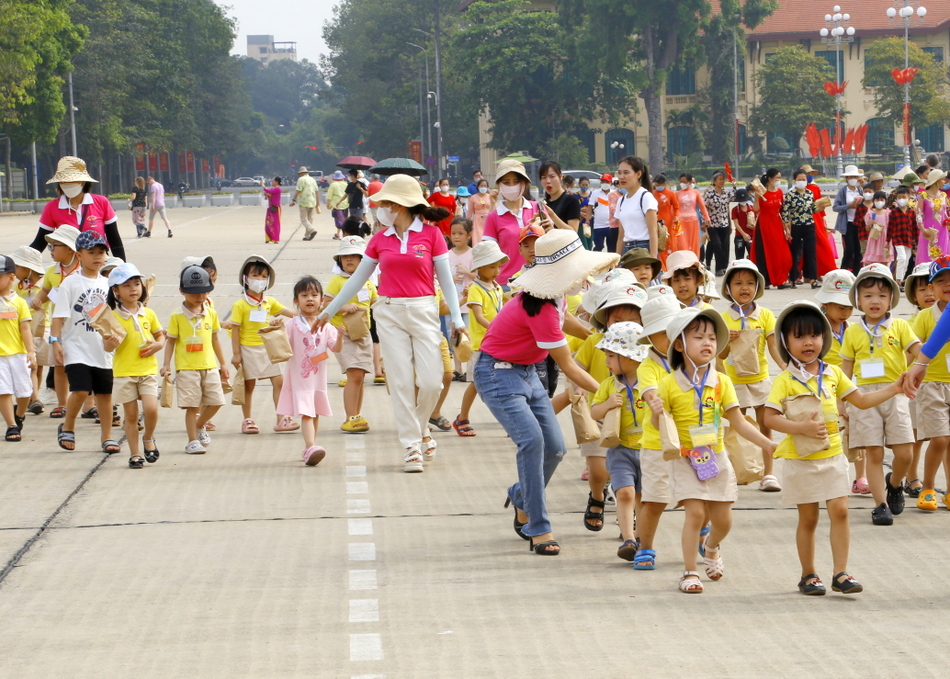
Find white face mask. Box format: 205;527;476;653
376;205;397;227
245;277;268;294
874;200;885;209
61;182;83;199
439;186;449;195
679;183;688;191
795;180;807;190
847;178;858;187
498;183;523;202
897;198;909;208
863;192;874;201
478;186;488;194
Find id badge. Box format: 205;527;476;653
859;357;885;379
357;288;370;303
48;288;59;306
0;310;17;320
250;309;267;323
689;423;718;447
310;351;328;366
185;335;204;352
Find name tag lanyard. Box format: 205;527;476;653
731;302;754;330
860;318;885;354
791;361;826;399
683;367;715;426
475;280;502;313
619;375;639;428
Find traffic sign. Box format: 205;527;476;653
447;156;460;164
426;156;436;166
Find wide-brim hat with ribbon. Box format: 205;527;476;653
46;156;97;185
368;173;428;209
239;254;276;289
495;158;531;184
842;164;863;177
334;236;366;264
814;268;855;307
925;169;947;189
638;288;682;343
904;262;933;305
775;300;833;364
618;248;661;280
10;245;44;275
591;280;649;330
45;225;81;251
666;307;730;368
720;258;765;303
510;230;619;300
849;263;899;309
471;240;509;271
596;321;648;362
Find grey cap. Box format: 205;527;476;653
0;255;15;275
180;265;214;293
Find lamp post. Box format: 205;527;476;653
886;1;927;170
610;140;625;166
819;6;855;181
413;25;444;175
68;71;78;156
733;22;741;178
408;42;432;166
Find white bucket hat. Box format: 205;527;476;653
646;284;679;302
720;259;765;302
47;156;97;184
101;256;124;274
368;173;427;209
10;245;45;275
583;269;637;314
700;271;721;300
239;254;276;289
814;269;856;307
850;263;899;309
181;255;215;272
334;236;366;265
509;230;619;300
904;262;933;305
44;225;81;251
471;240;509;270
591;282;649;330
775;300;832;364
297;166;309;174
666;307;730;369
661;250;704;281
925;169;947;189
638;291;682;343
842;165;863;177
596;321;648;362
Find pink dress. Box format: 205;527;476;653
863;210;893;264
277;317;339;418
467;194;493;245
263;186;282;243
915;191;949;264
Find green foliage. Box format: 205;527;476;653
862;37;950;129
750;46;836;145
540;134;589;168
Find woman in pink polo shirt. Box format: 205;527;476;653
30;156;126;261
319;174;465;473
475;229;617;555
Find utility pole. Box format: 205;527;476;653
68;72;77;156
433;0;445;176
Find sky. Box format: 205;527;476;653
215;0;341;65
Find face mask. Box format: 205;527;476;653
619;188;628;195
245;277;268;294
680;183;688;191
439;186;449;195
807;175;814;183
61;183;83;199
847;178;858;187
478;186;488;194
498;183;523;202
897;198;909;208
873;200;885;209
863;192;873;201
377;205;397;227
795;180;807;190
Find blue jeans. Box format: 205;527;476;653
623;239;650;253
473;353;567;537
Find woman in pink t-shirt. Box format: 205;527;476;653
31;156;126;261
318;174;465;473
475;229;617;556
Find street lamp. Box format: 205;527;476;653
408;42;432;167
819;6;855;181
610;141;625;165
886;1;927;169
413;25;444;175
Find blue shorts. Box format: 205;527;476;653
606;444;641;493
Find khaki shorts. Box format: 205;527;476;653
639;448;673;504
335;333;373;374
847;383;914;448
439;336;453;374
580;439;605;459
176;369;226;409
113;374;159;404
733;378;772;409
915;381;950;440
240;343;282;381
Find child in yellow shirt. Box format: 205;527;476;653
12;245;49;415
0;254;35;441
904;262;937;500
660;250;713;309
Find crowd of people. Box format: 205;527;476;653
8;153;950;597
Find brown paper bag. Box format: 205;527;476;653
221;377;233;394
814;196;832;211
33;336;52;367
783;392;830;457
599;405;622;449
231;365;245;406
730;328;761;377
869;223;883;241
160;373;174;408
454;333;473;363
258;323;293;363
144;274;156;299
659;412;682;461
343;310;369;341
726;414;765;485
750;177;766;196
30;308;45;337
570;393;601;444
90;306;127;344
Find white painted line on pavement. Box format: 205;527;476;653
351;675;385;679
348;569;378;590
348;543;376;561
346;465;367;477
126;207;245;248
348;519;373;535
347;481;369;494
349;599;380;623
347;499;371;514
349;634;384;662
345;437;366;449
346;452;366;462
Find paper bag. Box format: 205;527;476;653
160;373;174;408
33;336;52;367
726;414;765;485
750;177;766;196
730;328;761;377
869;223;883;241
454;333;473;363
30;308;45;337
782;392;830;457
144;274;156;299
840;414;864;461
599;405;622;449
221;377;233;394
258;323;293;363
570;393;601;444
231;365;245;405
814;196;832;211
90;306;127;344
656;220;668;251
343;310;369;341
659;412;682;461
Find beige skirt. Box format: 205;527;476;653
671;449;738;505
781;454;850;506
241;343;282;380
733;378;772;409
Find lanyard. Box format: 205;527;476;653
657;354;670;374
683;366;711;425
860;317;885;354
619;375;639;427
475;280;501;312
119;303;147;336
832;322;846;346
791;361;825;398
688;297;702;308
243;291;265;308
731;303;753;329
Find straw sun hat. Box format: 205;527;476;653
368;174;428;208
46;156;97;184
510;230;619;300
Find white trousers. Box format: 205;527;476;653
372;296;443;451
895;245;911;282
298;204;316;236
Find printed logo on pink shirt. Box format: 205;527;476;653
412;244;429;258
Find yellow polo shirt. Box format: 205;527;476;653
722;304;775;384
167;304;220;371
637;350;672;450
574;332;609;392
824;319;850;367
112;307;163;377
467;280;504;351
325;274;377;330
590;375;645;449
657;369;738;453
839;316;919;385
0;294;31;355
912;303;950;383
230;296;286;347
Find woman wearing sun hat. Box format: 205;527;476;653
831;164;866;273
914;169;949;265
318;173;464;473
31;156;126;262
476;229;617;555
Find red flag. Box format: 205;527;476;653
819;128;832;158
843;128;855;155
853;124;869;154
724;162;733;183
804;123;821;157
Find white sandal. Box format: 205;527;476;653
703;543;724;581
759;474;782;492
679;571;704;593
421;436;437;462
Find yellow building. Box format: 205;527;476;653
246;35;297;64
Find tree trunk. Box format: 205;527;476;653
641;86;665;173
5;137;12;200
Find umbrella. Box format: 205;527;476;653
337;155;377;170
368;157;428;177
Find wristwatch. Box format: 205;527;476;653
48;336;60;343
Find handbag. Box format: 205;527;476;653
570;393;601;444
258;323;293;363
725;415;764;484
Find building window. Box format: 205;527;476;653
571;128;596;165
605;128;635;165
918;123;945;153
923;46;944;63
814;50;844;82
667;126;690;158
737;123;748;157
865;117;893;155
666;66;695;96
737;58;746;94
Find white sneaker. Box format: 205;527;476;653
421;438;437;462
185;440;207;454
404;450;424;473
197;428;211;446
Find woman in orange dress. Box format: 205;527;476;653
466;178;494;245
653;174;680;267
675;173;709;257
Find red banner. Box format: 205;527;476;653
178;153;186;173
135;143;145;172
408;141;422;164
213;156;220;172
217;164;225;179
159;152;169;173
186;151;195;173
201;158;209;173
903;102;912;147
148;154;157;172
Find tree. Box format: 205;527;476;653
749;46;836;150
862;37;950;131
540;134;589;168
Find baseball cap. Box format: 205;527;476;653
519;223;544;243
0;255;16;275
180;265;214;293
928;254;950;283
108;262;143;288
75;230;109;251
600;173;613;184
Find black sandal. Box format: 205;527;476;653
505;496;529;540
101;439;121;454
904;478;923;498
5;425;21;442
797;573;826;596
831;572;863;594
584;492;606;532
529;537;560;555
57;424;76;451
80;406;98;420
128;455;145;469
143;438;160;463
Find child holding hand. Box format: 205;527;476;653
0;254;35;441
903;262;936;499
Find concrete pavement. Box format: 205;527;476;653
0;205;948;678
